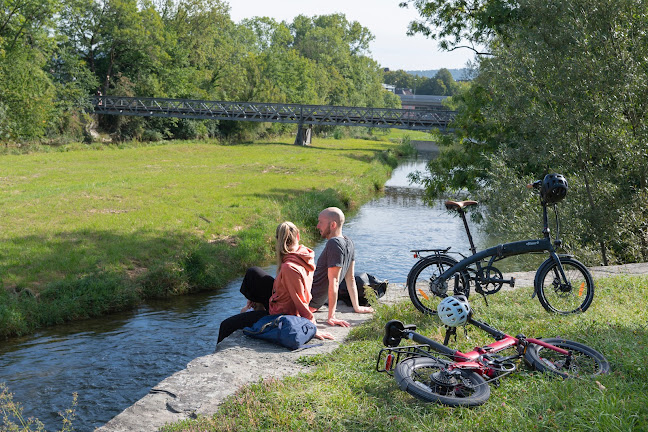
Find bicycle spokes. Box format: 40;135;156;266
427;370;473;396
407;256;471;315
536;258;594;313
399;358;491;406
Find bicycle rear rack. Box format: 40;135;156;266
376;344;437;375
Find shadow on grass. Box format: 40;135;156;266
224;140;388;153
246;187;319;202
0;182;368;340
306;145;387;152
245;187;347;233
3;230;188;284
566;322;648;380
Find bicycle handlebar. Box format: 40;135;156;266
527;180;542;190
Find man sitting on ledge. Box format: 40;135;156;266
309;207;374;327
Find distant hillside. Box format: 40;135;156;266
406;68;471;81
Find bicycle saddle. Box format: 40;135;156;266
445;200;479;211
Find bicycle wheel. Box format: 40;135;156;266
394;357;491;406
536;257;594;314
524;338;610;379
407;256;470;315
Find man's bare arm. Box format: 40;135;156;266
326;266;350;327
344;261;374;313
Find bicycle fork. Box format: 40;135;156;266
532;251;569;299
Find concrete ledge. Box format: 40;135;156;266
97;303;376;431
410;140;438;153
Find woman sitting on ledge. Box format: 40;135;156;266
217;221;334;343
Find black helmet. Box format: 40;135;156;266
541;173;568;204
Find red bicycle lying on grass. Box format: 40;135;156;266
376;296;609;406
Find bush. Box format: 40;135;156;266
141;129;164;142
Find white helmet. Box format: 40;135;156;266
437;295;471;327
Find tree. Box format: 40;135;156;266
416;0;648;264
383;69;417;90
399;0;518;53
0;50;57;139
290;14;383;107
0;0;61;139
0;0;60;52
418;68;460;95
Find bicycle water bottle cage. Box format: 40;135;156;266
445;200;479;211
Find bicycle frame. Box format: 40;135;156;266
430;201;569;298
377;317;570;378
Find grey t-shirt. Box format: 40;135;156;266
309;236;355;309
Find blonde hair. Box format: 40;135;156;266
275;221;299;267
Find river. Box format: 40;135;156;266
0;155;485;431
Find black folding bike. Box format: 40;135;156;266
407;177;595;315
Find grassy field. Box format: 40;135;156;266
0;131;424;338
162;275;648;432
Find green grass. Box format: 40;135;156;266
0;134;415;338
161;275;648;432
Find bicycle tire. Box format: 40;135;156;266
394;357;491;406
536;257;594;314
407;256;470;315
524;338;610;378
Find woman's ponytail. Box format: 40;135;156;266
275;221;299;268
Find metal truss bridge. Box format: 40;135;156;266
92;96;455;142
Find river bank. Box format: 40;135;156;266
0;135;415;340
1;135;428;431
99;263;648;431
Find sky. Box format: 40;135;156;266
227;0;475;71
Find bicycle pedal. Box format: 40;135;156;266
509;277;516;287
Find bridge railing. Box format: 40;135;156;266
92;96;456;132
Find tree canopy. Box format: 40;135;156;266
410;0;648;264
399;0;518;53
0;0;397;141
383;68;462;96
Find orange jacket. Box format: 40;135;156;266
269;245;315;320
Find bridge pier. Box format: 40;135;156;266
294;124;312;146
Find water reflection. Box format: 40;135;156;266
0;289;243;430
0;156;483;431
341;158;483;283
